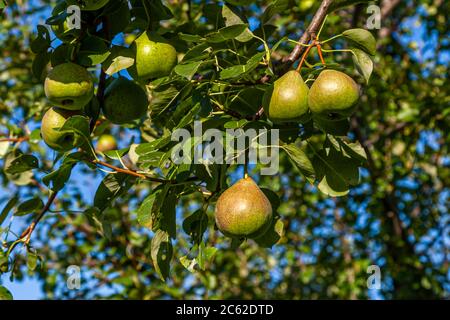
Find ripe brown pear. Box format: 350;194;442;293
263;70;309;123
308;69;360;120
215;177;273;239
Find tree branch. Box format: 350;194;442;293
90;159;191;184
19;191;58;244
282;0;334;67
245;0;334;120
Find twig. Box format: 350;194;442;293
236;0;334;120
19;192;58;245
90;159;184;184
282;0;334;67
0;137;29;143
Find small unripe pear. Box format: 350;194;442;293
128;31;177;80
102;77;148;124
96;134;117;152
308;69;360;120
41;107;84;151
215;177;273;239
44;63;94;110
263;70;309;123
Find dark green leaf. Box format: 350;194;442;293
343;28;376;56
0;197;18;225
151;230;173;281
352;48;373;84
0;286;13;300
206;24;248;43
15;197;44;216
4;154;39;174
174;61;203;80
283;143;315;183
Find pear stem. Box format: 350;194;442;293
316;43;326;65
296;39;315;72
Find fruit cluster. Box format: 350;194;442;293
41;24;177;152
38;0;369;244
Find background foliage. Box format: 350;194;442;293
0;0;448;299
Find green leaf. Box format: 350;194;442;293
94;173;128;211
343;28;376;56
0;141;9;159
137;192;158;229
261;0;289;24
178;33;204;42
283;143;315;183
102;46;134;76
0;286;13;300
32;51;50;80
222;5;253;42
4;154;39;174
182;209;208;244
254;217;284;248
29;129;41;144
30;25;51;54
160;189;177;239
352;48;373;84
206;24;248;43
27;249;38;271
15;197;44;216
312;143;361;197
151;230;173;281
3;151;34;186
0;197;18;225
329;0;372;12
58;115;91;151
103;147;130;160
77;36;110;66
174;61;203;80
220;52;265;80
327;136;367;164
313;117;350;136
42;164;74;192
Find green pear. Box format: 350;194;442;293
66;0;110;11
263;70;309;123
308;69;360;120
41;107;84;151
215;177;273;239
96;134;117;152
102;77;148;124
44;63;94;110
128;31;177;81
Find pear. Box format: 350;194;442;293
41;107;84;151
263;70;309;123
308;69;360;120
102;77;148;124
215;177;273;239
128;31;177;81
96;134;117;152
66;0;110;11
44;63;94;110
